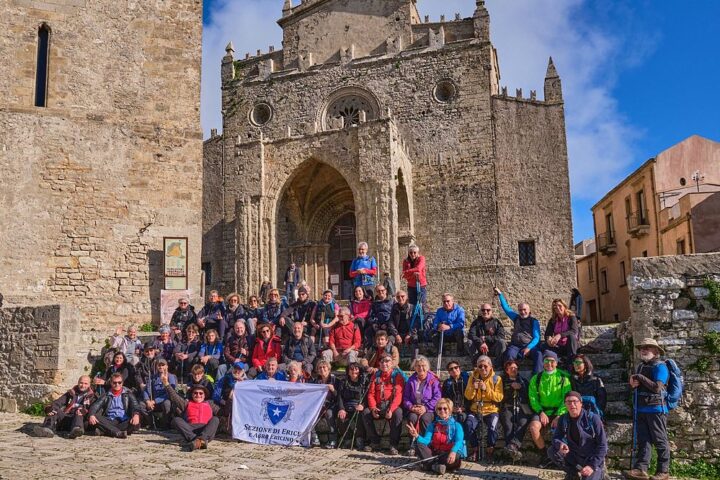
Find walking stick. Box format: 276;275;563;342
148;365;157;431
631;388;638;469
436;327;445;373
338;380;372;448
381;454;442;473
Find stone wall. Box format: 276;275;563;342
628;253;720;461
0;304;84;411
0;1;204;334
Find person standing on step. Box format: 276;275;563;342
34;375;96;439
624;339;671;480
284;262;301;303
549;391;608;480
527;350;572;467
349;241;378;298
464;355;503;461
467;303;506;368
402;244;427;307
494;287;543;374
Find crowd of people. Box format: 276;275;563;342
31;243;673;480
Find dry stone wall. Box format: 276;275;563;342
628;253;720;461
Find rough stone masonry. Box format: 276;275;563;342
203;0;576;314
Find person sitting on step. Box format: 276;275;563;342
163;376;220;452
494;287;543;375
87;373;141;439
464;355;503;461
402;355;442;456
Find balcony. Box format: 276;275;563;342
597;232;617;255
627;210;650;237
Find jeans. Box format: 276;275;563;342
504;344;544;374
464;412;500;448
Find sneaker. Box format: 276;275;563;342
388;446;399;455
504;444;522;461
115;431;128;439
537;456;555;469
33;426;54;438
432;464;447;475
649;474;669;480
67;427;83;439
310;435;321;448
406;447;416;456
363;444;374;453
623;469;650;480
324;440;336;449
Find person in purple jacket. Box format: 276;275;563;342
402;355;442;456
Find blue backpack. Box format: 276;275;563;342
664;359;684;410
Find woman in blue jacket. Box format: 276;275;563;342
407;397;466;475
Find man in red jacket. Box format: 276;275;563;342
402;245;427;307
322;307;361;366
161;372;220;451
362;354;405;455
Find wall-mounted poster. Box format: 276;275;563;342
164;237;188;290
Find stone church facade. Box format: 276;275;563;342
203;0;576;313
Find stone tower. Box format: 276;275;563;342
0;2;203;341
203;0;575;314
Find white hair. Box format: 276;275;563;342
408;244;420;252
357;241;369;250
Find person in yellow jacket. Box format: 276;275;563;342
463;355;504;461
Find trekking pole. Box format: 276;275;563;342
381;454;442;473
148;366;157;431
478;397;485;462
338;380;372;448
436;327;445;373
631;388;638;469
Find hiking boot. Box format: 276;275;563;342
33;426;54;438
485;447;494;461
432;464;447;475
623;469;649;480
115;431;128;439
324;440;336;449
363;444;374;453
505;443;522;461
388;446;399;455
67;427;83;439
406;447;416;456
537;455;555;469
354;438;365;451
310;432;321;447
466;447;477;462
193;438;206;450
650;473;669;480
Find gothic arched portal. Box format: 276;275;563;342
276;160;357;298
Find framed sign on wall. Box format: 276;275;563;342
163;237;188;290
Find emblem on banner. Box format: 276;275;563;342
262;397;293;425
258;385;305;426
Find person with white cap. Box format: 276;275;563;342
624;338;670;480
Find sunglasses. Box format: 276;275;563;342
192;392;205;396
448;366;460;371
480;309;492;312
573;360;584;365
111;381;123;385
543;358;557;364
436;407;449;411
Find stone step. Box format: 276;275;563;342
586;353;625;368
580;323;619;340
605;400;632;418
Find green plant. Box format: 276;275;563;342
23;403;46;417
671;459;720;480
139;323;154;332
689;356;713;373
703;331;720;355
705;278;720;311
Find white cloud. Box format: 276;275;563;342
202;0;654;211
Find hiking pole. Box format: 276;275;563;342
436;327;445;373
478;397;485;462
631;388;638;469
148;365;157;431
338;380;372;448
381;454;442;473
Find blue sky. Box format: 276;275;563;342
201;0;720;242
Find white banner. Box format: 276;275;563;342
232;380;328;447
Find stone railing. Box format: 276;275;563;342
628;253;720;462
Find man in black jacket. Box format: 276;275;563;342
283;321;317;376
34;375;96;439
281;286;316;337
468;303;506;368
88;373;141;438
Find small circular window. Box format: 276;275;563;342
250;103;273;126
433;80;457;103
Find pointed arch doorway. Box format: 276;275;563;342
276;160;357;299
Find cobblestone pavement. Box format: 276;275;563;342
0;413;636;480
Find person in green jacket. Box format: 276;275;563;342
527;350;571;466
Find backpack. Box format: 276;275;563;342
557;411;598;440
664;359;684;410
